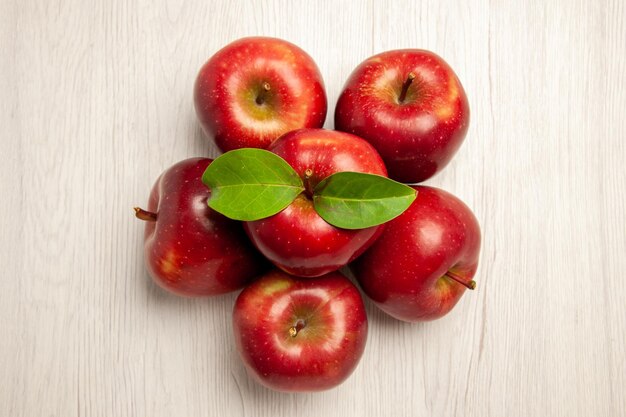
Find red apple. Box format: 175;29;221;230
194;37;327;152
335;49;469;183
135;158;268;296
243;128;387;277
352;186;481;321
233;269;368;392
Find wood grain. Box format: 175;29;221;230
1;0;624;416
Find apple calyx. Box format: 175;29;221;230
255;82;271;105
288;319;307;337
134;207;157;222
398;72;416;104
444;270;476;290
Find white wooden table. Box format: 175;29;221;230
1;1;625;416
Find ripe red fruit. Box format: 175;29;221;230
243;128;388;277
135;158;268;296
194;37;327;152
352;186;481;321
233;270;368;392
335;49;469;183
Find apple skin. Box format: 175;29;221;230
194;37;327;152
138;158;268;296
335;49;469;183
352;186;481;321
232;269;368;392
243;128;387;277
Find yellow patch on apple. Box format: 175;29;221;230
262;278;292;296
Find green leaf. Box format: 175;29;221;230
313;172;417;229
202;148;304;221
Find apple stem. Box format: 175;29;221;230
398;72;416;103
303;168;314;196
289;319;306;337
255;82;271;105
445;271;476;290
134;207;157;222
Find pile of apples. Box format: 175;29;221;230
135;37;481;392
